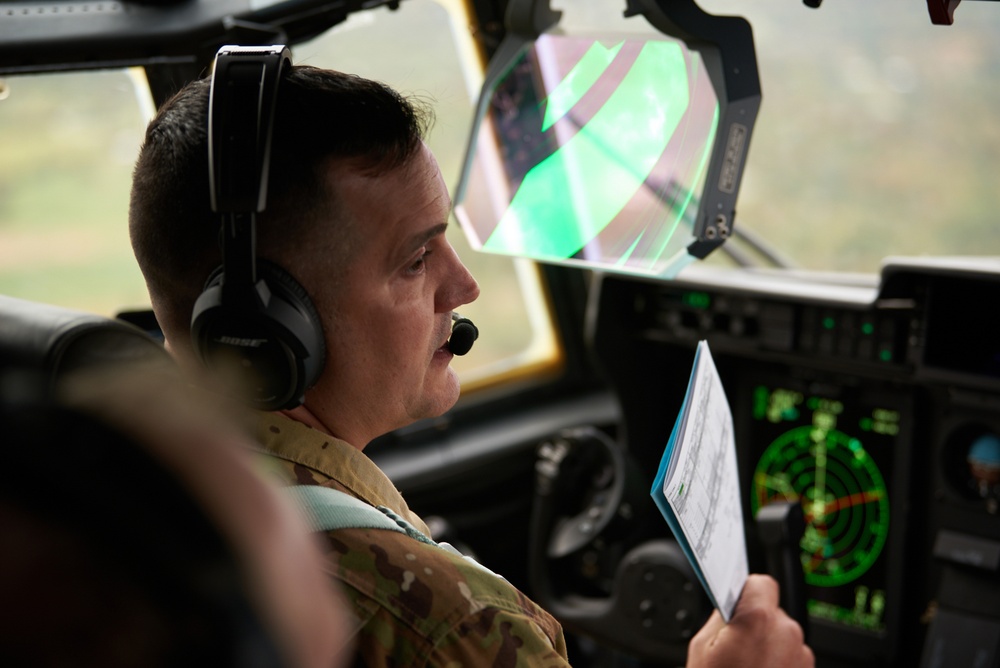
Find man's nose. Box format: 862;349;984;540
449;261;480;309
457;262;480;306
439;248;480;310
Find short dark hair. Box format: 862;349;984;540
129;65;430;351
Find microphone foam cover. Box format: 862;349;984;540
448;319;478;356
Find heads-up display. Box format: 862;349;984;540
455;33;719;278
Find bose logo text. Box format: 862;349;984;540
215;336;268;347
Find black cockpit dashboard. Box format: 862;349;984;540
584;256;1000;666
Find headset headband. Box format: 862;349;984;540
209;44;290;213
208;45;291;307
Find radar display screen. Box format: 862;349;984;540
746;383;900;634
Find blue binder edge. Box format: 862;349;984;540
649;341;723;613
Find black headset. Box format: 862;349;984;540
191;45;326;411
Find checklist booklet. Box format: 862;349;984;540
651;340;748;621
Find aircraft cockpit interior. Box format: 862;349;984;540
2;0;999;665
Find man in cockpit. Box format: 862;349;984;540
129;63;813;667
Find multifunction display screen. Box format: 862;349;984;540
745;382;900;634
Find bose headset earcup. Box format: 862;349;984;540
191;260;326;410
190;45;326;411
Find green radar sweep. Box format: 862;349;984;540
751;425;890;588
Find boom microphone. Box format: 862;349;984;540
448;313;479;356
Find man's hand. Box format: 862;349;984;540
687;574;814;668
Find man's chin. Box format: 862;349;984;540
421;369;462;419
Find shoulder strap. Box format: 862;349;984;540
284;485;507;580
283;485;437;546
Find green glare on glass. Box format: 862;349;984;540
455;33;720;278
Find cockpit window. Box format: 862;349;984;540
2;0;996;389
698;0;1000;272
458;0;1000;275
0;1;562;390
0;69;152;314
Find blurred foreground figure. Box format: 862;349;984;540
0;368;352;668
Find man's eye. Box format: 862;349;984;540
407;249;431;275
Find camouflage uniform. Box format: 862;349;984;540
253;413;570;667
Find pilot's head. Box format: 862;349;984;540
130;64;478;447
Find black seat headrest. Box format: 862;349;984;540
0;295;170;397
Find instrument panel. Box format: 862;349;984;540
590;257;1000;666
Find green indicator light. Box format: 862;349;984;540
873;422;900;436
683;291;711;310
859;417;873;432
769;389;804;423
753;386;769;420
873;408;899;422
823;317;836;330
861;322;874;335
879;349;893;362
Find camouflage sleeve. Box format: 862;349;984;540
323;527;572;668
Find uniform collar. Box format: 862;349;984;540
252;412;424;530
